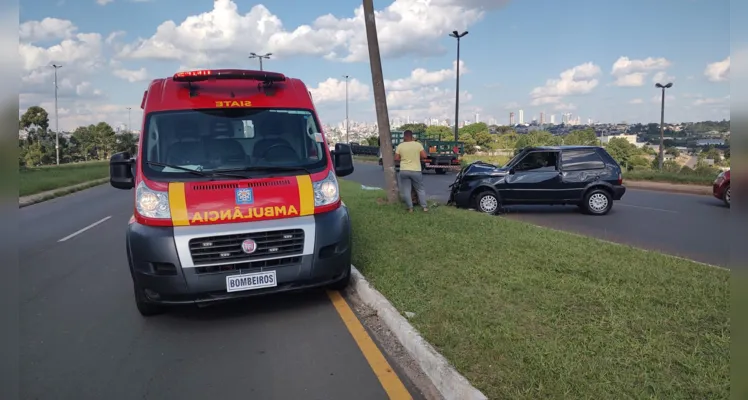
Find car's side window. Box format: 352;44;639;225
561;150;606;171
514;151;558;172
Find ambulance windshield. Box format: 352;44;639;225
141;108;327;179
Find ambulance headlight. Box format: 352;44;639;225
313;171;339;207
136;181;171;219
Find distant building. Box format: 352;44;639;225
509;112;515;125
518;109;524;124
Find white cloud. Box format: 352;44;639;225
112;67;149;82
116;0;511;66
309;77;370;103
611;56;671;87
97;0;114;5
704;56;729;82
19;18;77;43
384;60;466;91
650;94;675;104
529;62;601;106
693;95;729;106
652;71;675;84
628;98;643;104
553;103;576;111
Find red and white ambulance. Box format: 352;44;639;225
109;69;355;316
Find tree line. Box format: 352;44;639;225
18;106;138;167
376;122;727;176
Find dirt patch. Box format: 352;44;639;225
625;180;712;196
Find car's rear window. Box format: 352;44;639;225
561;149;606;171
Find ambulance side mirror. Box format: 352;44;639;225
110;151;135;190
333;143;354;177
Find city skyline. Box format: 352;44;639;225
19;0;730;131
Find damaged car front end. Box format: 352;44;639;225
448;160;511;214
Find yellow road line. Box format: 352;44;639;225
327;290;412;400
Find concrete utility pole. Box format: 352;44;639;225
51;64;62;165
363;0;398;203
655;82;673;170
343;75;350;143
249;52;272;71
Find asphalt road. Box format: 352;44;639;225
20;186;422;400
348;162;730;267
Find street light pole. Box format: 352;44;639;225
655;82;673;170
249;52;272;71
449;31;468;142
51;64;62;165
343;75;349;143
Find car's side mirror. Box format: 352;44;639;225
110;151;135;190
333;143;354;177
508;167;516;174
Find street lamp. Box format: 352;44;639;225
449;30;468;141
655;82;673;170
343;75;349;143
249;52;272;71
51;64;62;165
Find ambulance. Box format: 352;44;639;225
109;69;355;316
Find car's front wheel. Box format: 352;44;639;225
582;189;613;215
475;191;501;215
723;185;730;207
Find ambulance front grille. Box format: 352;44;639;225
191;179;291;191
188;229;305;265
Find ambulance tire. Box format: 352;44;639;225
133;281;166;317
328;264;352;291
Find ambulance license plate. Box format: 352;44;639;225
226;271;277;293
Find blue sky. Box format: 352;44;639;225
19;0;730;131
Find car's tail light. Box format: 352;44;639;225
617;173;623;185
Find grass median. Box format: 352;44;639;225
340;179;729;399
20;161;109;197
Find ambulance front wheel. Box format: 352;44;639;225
327;264;351;291
133;281;166;317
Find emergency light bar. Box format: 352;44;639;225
173;69;286;83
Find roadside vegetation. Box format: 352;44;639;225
20;161;109;197
341;179;729;399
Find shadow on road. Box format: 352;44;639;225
157;289;332;322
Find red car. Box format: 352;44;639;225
713;169;730;207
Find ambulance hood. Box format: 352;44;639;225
167;175;315;226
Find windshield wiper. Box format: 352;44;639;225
213;165;312;175
146;161;247;179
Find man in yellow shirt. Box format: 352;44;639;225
394;130;428;212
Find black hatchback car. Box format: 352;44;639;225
448;146;626;215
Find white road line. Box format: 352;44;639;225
58;216;112;242
618;203;678;213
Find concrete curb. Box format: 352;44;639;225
19;178;109;208
349;266;488;400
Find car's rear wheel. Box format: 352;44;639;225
475;191;500;215
724;185;730;207
582;189;613;215
133;282;166;317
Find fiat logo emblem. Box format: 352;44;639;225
241;239;257;254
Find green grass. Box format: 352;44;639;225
623;170;715;186
341;179;729;400
353;155;379;163
460;154;510;166
19;161;109;197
